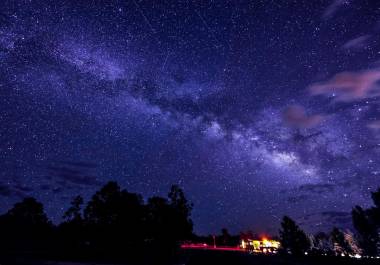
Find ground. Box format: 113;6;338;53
1;250;380;265
180;250;380;265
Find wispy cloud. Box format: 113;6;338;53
322;0;351;20
283;105;325;128
342;35;370;50
309;69;380;102
367;120;380;130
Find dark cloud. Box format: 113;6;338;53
299;211;353;230
298;183;336;193
287;194;309;204
57;161;98;169
0;185;16;197
0;182;27;199
47;161;101;186
320;211;352;226
13;184;34;193
321;211;350;218
39;184;51;191
52;187;63;193
39;184;64;193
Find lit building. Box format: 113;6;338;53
240;238;280;254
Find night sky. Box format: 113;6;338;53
1;0;380;236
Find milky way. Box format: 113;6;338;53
1;0;380;235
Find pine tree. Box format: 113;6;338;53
330;227;351;256
344;230;362;256
63;195;84;223
279;216;310;255
313;232;333;255
352;205;379;256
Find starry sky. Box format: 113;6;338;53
1;0;380;235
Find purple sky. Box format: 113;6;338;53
1;0;380;235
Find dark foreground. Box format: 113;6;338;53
180;250;380;265
1;250;380;265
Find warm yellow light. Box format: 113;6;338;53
240;238;280;254
241;240;246;249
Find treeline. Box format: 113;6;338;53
188;188;380;259
0;181;379;262
279;187;380;257
0;181;193;264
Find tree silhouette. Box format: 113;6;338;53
84;181;123;225
6;197;50;225
58;195;85;255
2;183;380;262
279;216;310;255
83;181;145;256
146;196;173;244
370;188;380;228
145;195;182;263
221;228;231;245
352;187;380;256
0;181;194;262
311;232;333;255
344;230;362;256
63;195;83;223
0;197;52;251
168;185;193;241
372;187;380;208
330;227;351;256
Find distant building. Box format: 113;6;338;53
240;238;280;254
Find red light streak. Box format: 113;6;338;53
181;244;245;252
